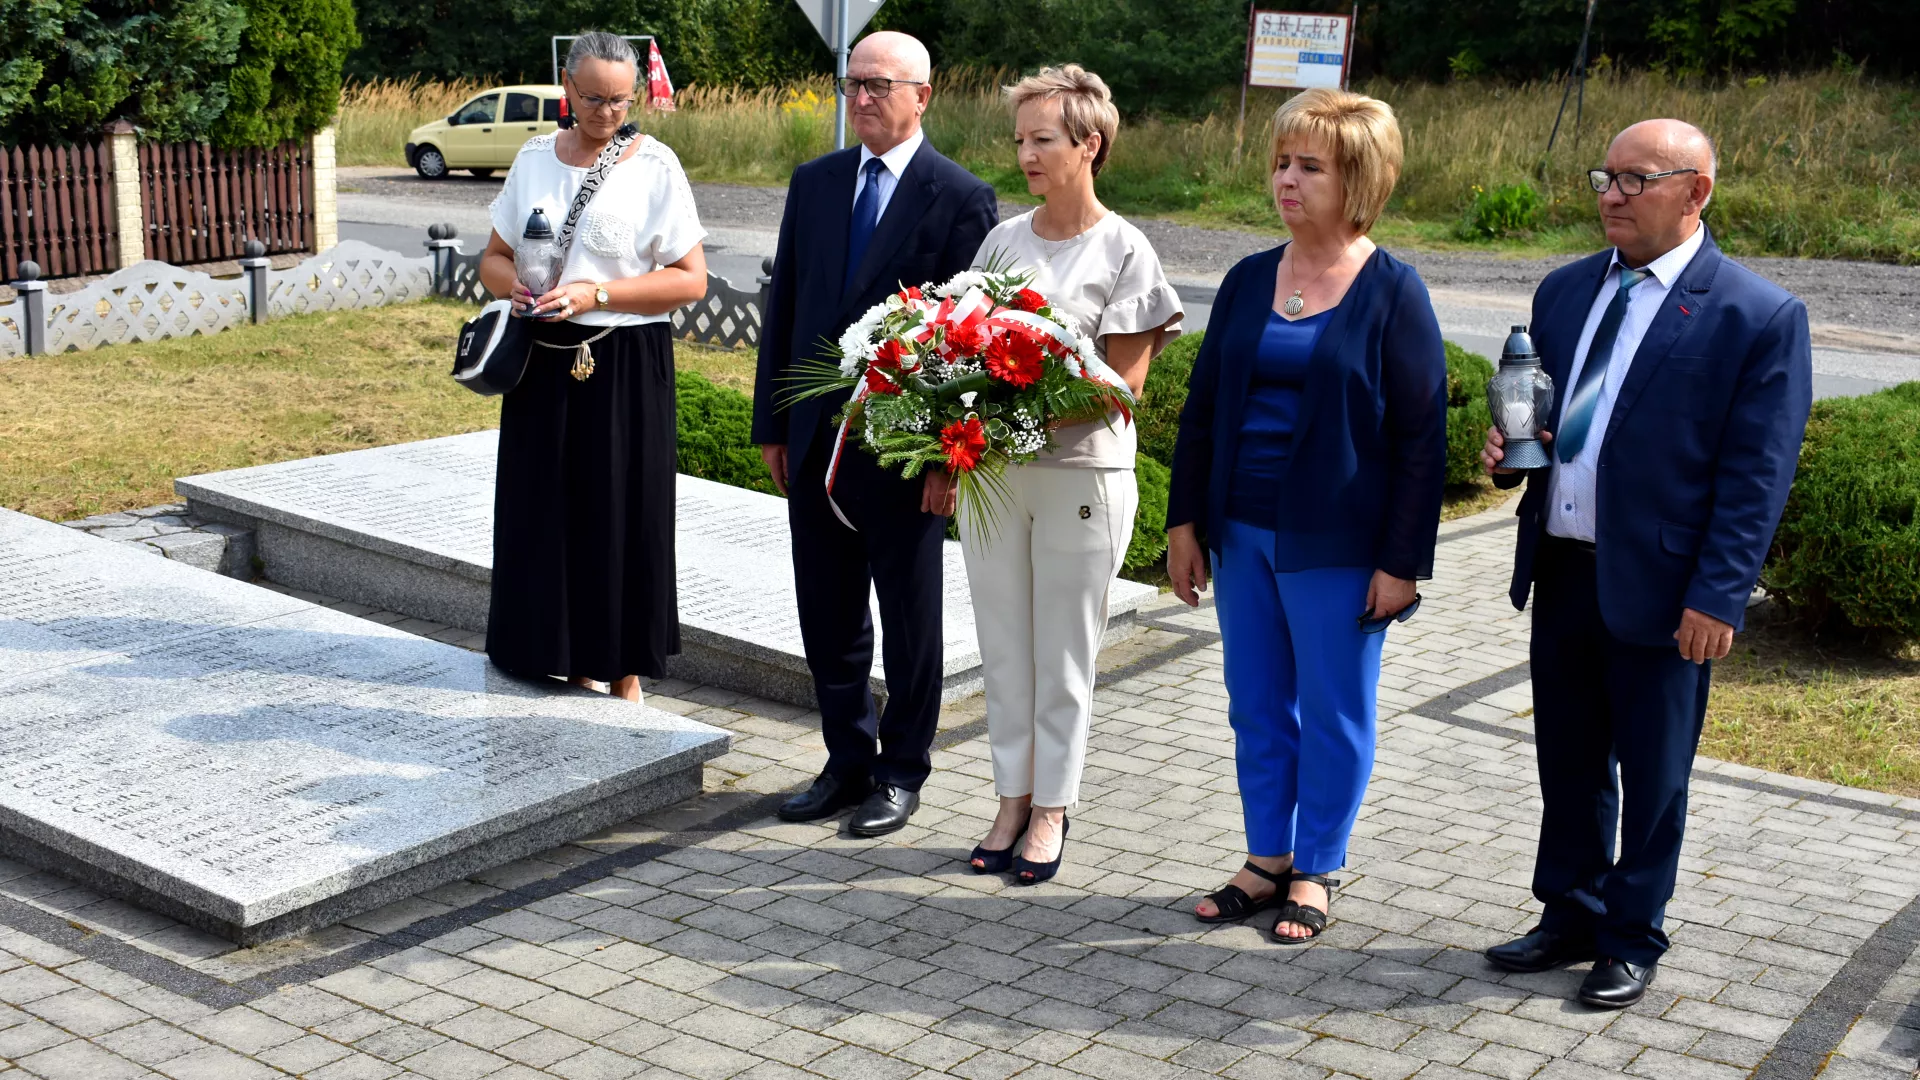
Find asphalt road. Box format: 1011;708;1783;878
339;167;1920;398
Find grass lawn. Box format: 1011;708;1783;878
1703;615;1920;798
0;300;745;522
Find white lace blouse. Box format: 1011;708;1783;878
489;134;706;327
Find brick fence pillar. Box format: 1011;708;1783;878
310;126;338;252
104;119;145;268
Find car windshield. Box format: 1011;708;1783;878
453;95;498;125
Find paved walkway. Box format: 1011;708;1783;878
3;500;1918;1080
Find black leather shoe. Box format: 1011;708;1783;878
1579;957;1656;1008
1485;928;1598;973
777;773;869;822
848;784;919;837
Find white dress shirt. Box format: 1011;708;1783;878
852;128;925;221
1545;223;1707;543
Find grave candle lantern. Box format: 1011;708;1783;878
1485;324;1555;471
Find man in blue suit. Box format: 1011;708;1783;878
1480;119;1812;1007
750;32;998;837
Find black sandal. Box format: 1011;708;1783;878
969;829;1026;874
1270;873;1339;944
1195;862;1291;924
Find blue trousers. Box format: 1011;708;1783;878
1214;519;1384;873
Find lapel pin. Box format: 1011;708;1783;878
1678;304;1692;316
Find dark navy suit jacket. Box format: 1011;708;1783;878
1495;229;1813;646
750;142;997;472
1166;244;1448;581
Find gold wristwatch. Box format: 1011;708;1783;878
594;283;611;309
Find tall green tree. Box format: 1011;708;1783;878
0;0;247;145
213;0;361;145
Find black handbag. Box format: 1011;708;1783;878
450;124;638;396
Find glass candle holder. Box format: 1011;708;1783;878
1485;324;1555;470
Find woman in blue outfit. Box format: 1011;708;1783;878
1165;88;1447;943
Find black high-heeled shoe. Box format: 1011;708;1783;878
969;828;1026;874
1012;816;1069;886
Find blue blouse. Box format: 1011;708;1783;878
1226;308;1334;525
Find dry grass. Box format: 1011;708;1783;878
0;300;743;523
1703;616;1920;798
347;69;1920;262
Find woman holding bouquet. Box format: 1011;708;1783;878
961;65;1184;884
1166;88;1445;941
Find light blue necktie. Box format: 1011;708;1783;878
1556;266;1650;462
843;157;885;295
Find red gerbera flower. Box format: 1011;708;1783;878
864;364;902;395
1010;288;1047;314
939;416;988;472
984;332;1045;388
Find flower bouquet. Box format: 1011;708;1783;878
783;258;1135;536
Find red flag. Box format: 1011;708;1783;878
647;39;676;111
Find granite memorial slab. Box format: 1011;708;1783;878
0;508;729;945
177;432;1157;706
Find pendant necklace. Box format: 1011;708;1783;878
1282;238;1356;316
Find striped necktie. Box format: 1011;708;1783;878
1556;266;1650;463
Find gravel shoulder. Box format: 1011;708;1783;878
339;168;1920;343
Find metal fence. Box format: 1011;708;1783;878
1;225;767;358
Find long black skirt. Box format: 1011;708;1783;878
487;320;679;681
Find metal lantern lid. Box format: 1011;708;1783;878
522;208;554;240
1500;324;1540;367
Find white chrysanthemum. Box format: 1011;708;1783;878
934;270;987;298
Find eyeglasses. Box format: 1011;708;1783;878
1358;594;1421;634
574;93;635;113
836;77;926;100
1588;168;1699;196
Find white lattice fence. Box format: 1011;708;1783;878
38;261;251;354
264;241;434;317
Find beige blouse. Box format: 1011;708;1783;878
972;210;1183;469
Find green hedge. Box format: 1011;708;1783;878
1444;341;1495;488
1138;331;1199;470
675;371;778;496
1761;381;1920;641
1126;455;1171;573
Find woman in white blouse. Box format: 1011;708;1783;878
478;32;707;702
963;65;1183;883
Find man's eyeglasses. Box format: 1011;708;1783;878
836;77;926;100
1588;168;1699;196
575;93;635;113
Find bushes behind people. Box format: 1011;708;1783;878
1444;342;1495;488
676;370;779;496
1762;382;1920;642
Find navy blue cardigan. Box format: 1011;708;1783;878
1165;244;1448;581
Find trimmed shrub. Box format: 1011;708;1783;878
1138;330;1200;469
1126;455;1171;573
1761;381;1920;641
675;370;779;496
1444;341;1495;487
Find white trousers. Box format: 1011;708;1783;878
959;465;1138;807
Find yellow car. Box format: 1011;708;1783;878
406;85;565;179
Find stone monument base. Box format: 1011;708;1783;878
177;432;1157;708
0;509;728;946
